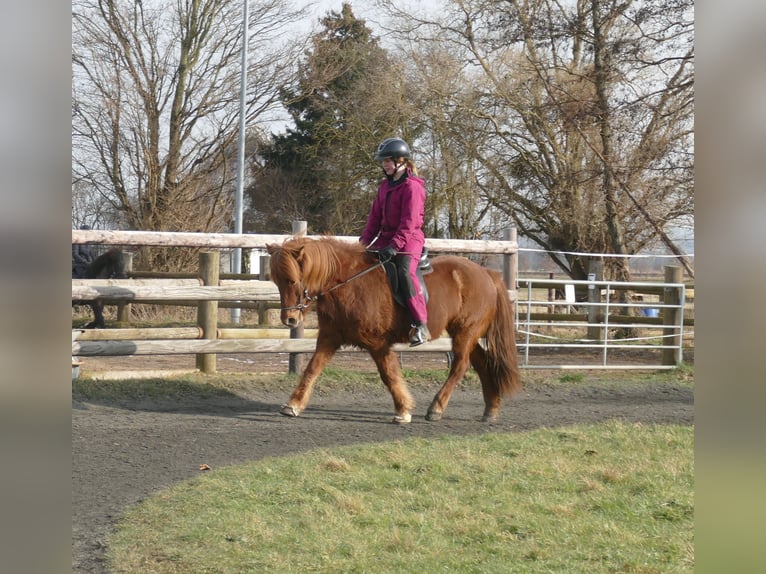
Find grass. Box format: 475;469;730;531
72;367;476;403
72;360;693;404
106;421;693;573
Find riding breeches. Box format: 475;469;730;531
394;254;428;325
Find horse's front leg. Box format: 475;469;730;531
280;339;338;417
85;302;105;329
369;348;415;424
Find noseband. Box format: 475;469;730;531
280;288;316;312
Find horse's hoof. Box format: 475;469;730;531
280;404;300;417
482;413;499;423
392;412;412;424
425;411;442;422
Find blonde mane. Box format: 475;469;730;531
277;237;367;294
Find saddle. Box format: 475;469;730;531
381;247;432;309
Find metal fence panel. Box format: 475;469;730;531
515;278;689;369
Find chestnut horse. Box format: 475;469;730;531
266;236;521;423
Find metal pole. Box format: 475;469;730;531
231;0;249;324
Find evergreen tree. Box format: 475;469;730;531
248;3;417;235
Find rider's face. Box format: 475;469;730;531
381;158;399;176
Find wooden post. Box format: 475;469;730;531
547;272;555;305
289;221;307;374
546;272;555;333
586;259;603;340
242;248;251;274
116;251;133;323
196;251;219;374
502;227;517;290
662;265;683;366
258;254;270;325
503;227;518;319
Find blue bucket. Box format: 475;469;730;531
642;308;659;318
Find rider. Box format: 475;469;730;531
360;137;431;346
72;224;97;278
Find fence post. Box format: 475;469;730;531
502;227;517;290
258;254;270;325
116;251;133;323
196;251;219;374
546;272;556;332
547;272;556;305
587;259;603;340
662;265;683;366
289;221;307;374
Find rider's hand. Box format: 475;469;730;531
379;246;397;261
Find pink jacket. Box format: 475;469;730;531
359;170;426;255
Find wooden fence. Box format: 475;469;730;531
72;227;519;373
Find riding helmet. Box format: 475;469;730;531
374;138;411;161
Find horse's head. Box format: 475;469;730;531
267;241;309;328
267;237;346;327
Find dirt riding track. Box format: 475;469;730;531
72;352;693;574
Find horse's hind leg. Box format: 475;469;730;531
280;340;338;417
470;345;502;422
370;348;415;424
426;334;478;421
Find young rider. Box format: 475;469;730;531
360;137;431;346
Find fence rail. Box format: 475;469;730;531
71;229;519;254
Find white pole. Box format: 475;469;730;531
231;0;249;324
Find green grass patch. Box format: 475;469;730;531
107;421;693;573
558;372;586;383
72;367;484;403
72;376;235;402
73;364;692;404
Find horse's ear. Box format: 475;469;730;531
266;243;278;256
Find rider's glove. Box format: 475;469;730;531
379;246;397;261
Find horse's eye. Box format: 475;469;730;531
288;279;297;287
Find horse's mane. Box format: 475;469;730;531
276;237;367;294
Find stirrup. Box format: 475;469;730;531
409;324;430;346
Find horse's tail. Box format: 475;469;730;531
484;271;522;397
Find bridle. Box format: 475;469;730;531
279;260;385;312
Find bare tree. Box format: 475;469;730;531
380;0;694;280
72;0;306;269
404;44;496;240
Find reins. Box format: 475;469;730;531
280;260;385;312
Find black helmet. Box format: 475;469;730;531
374;138;411;161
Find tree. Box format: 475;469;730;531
403;45;489;240
381;0;694;280
248;3;419;235
72;0;305;269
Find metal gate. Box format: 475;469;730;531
515;278;689;370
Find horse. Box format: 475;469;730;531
72;248;129;328
266;236;522;423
